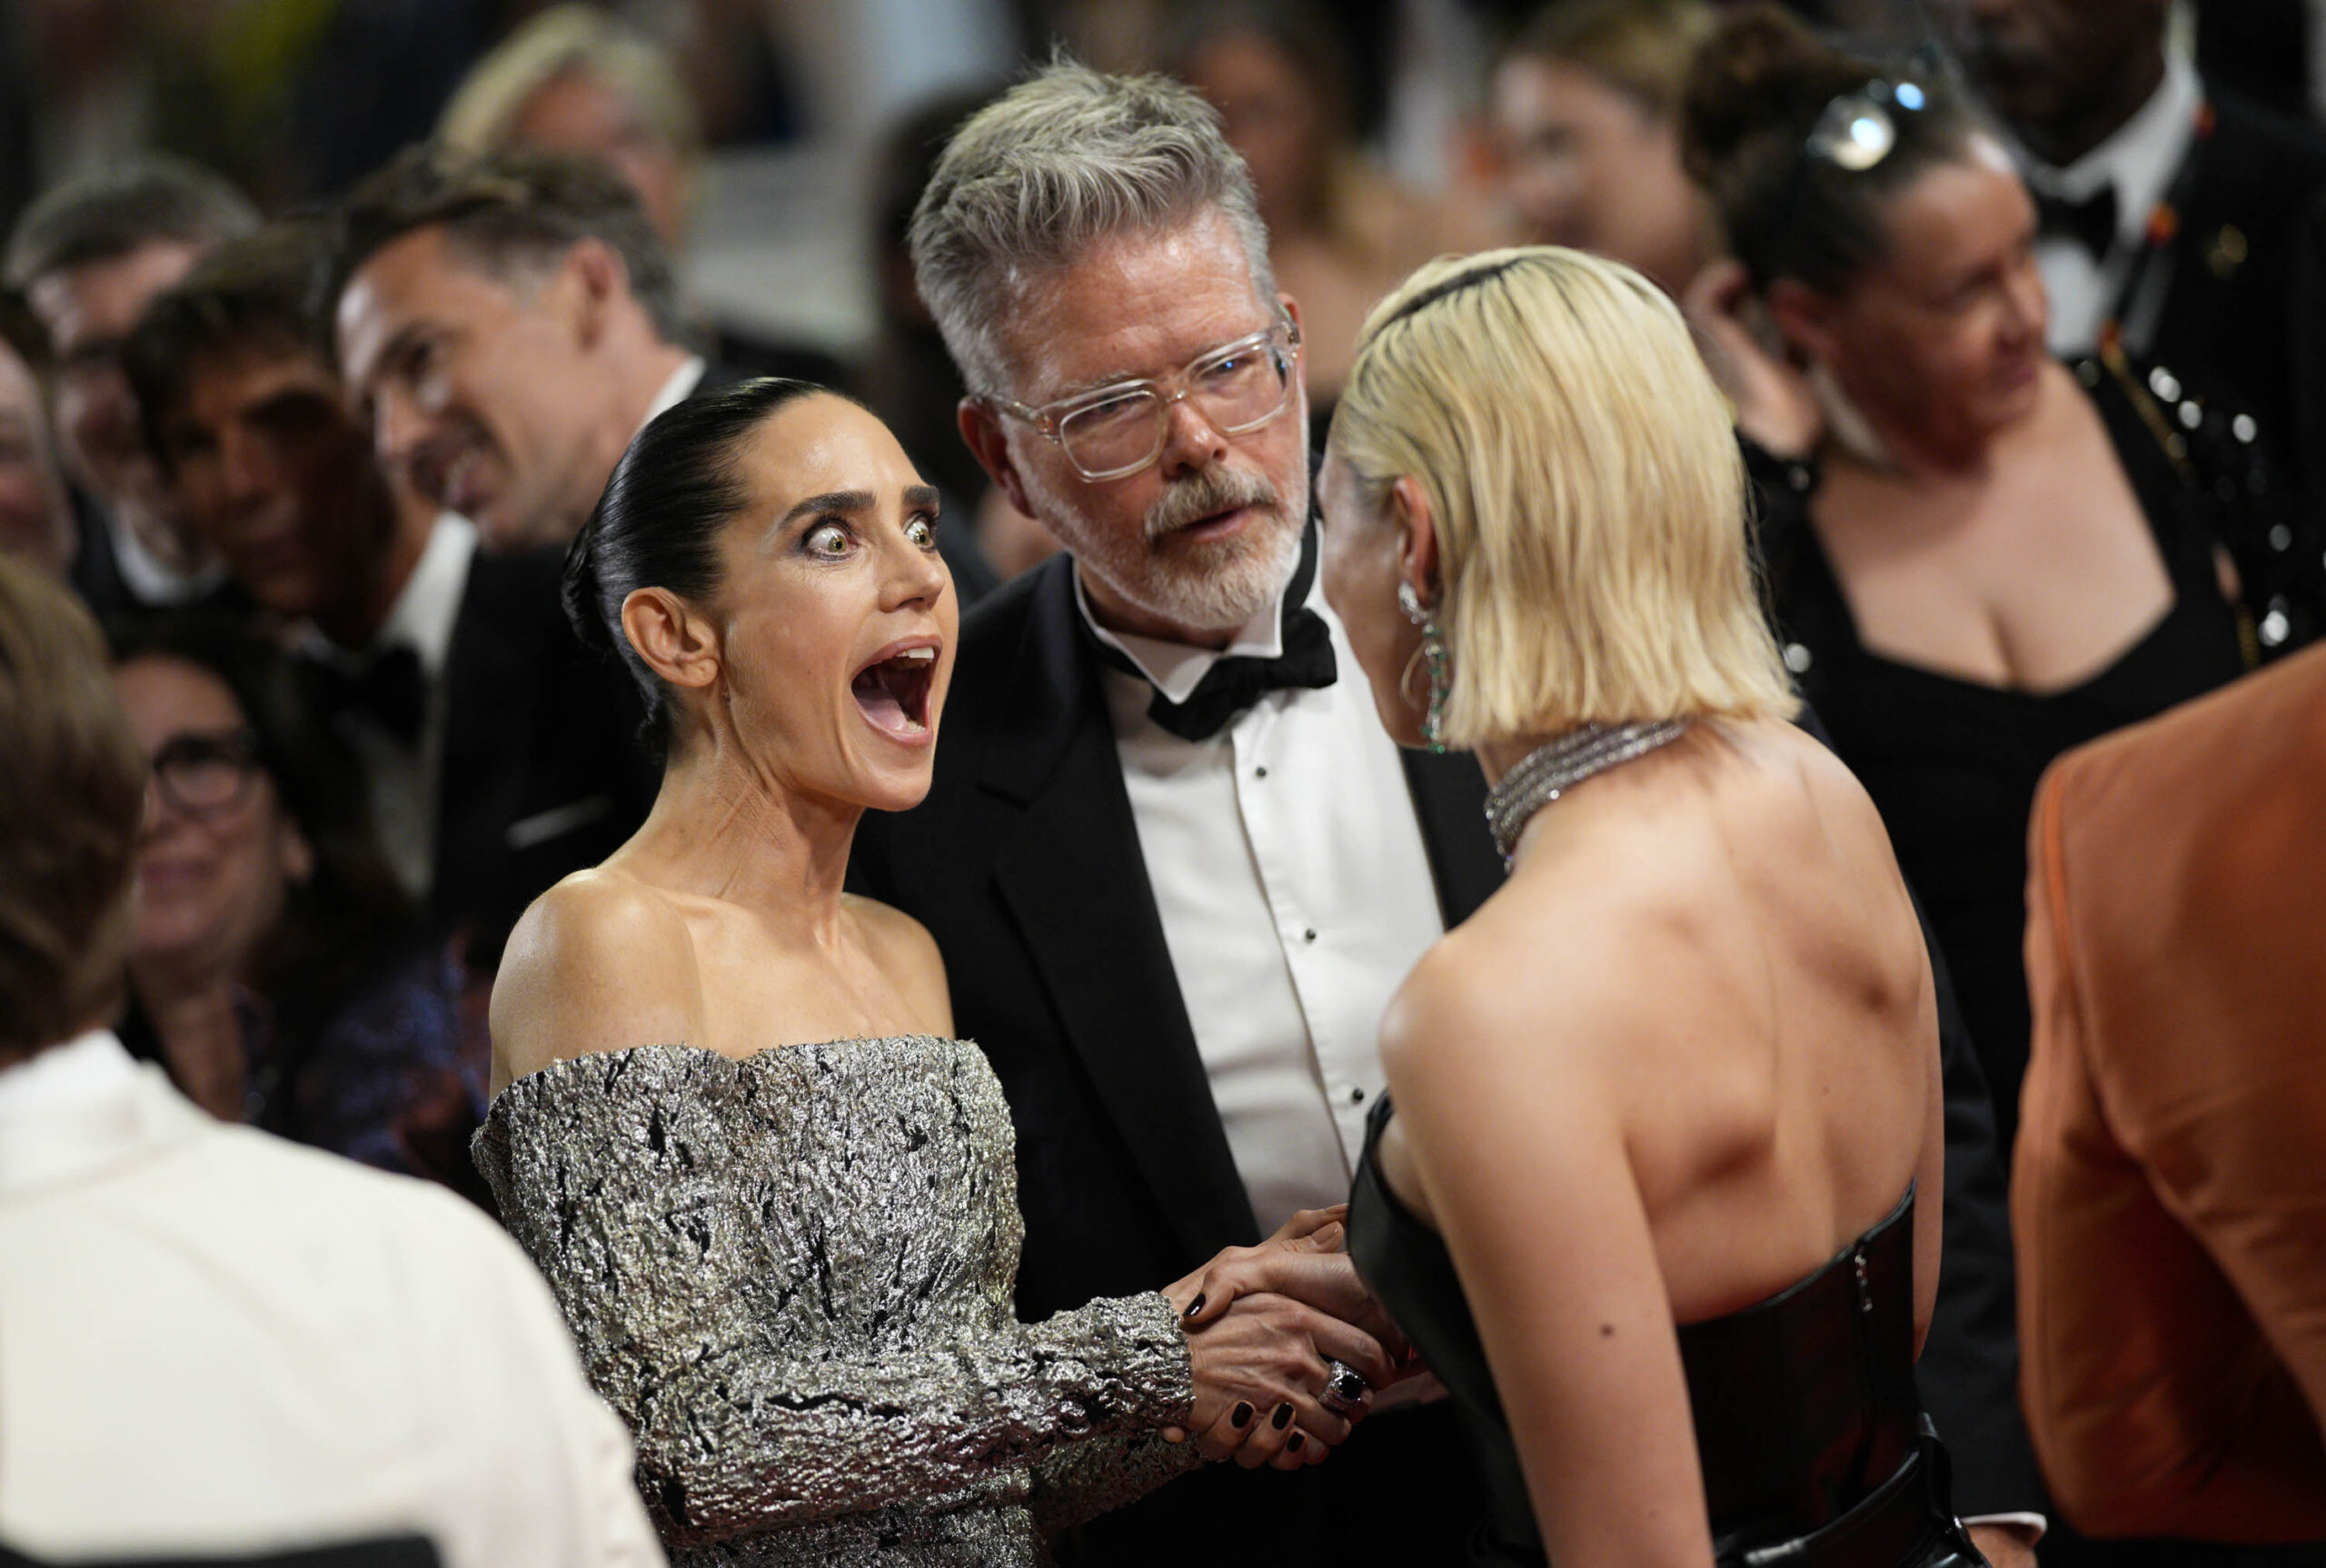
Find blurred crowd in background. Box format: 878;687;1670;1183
9;0;2326;1562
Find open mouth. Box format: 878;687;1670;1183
850;644;938;741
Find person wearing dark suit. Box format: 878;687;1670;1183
125;224;649;973
1949;0;2326;529
849;62;1491;1566
321;142;739;559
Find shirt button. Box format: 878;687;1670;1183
1255;766;1268;779
1302;928;1317;943
1348;1087;1366;1105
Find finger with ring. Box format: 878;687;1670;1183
1318;1359;1371;1418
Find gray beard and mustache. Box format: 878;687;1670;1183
1030;460;1307;636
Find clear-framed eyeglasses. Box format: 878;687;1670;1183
987;318;1302;481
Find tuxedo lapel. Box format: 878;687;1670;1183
1400;747;1501;928
983;561;1260;1256
433;552;541;922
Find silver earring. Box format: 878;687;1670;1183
1397;581;1450;753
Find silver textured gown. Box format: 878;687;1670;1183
473;1037;1198;1565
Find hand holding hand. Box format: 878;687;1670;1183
1165;1289;1395;1467
1165;1206;1409;1365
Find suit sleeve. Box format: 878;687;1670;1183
1908;891;2044;1519
2015;761;2326;1542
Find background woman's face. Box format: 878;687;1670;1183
1805;144;2049;447
1490;57;1701;294
114;655;307;980
1317;448;1428;750
707;395;957;813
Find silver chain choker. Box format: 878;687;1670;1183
1484;719;1692;866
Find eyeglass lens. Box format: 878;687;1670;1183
152;730;259;814
1056;338;1292;477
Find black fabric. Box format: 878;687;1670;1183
2134;84;2326;513
850;550;1494;1565
303;542;651;971
307;643;426;746
2035;184;2120;259
1752;365;2251;1159
1348;1133;1983;1568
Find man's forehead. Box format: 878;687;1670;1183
338;224;528;347
998;213;1272;396
183;342;341;411
27;240;202;342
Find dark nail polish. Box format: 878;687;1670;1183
1272;1402;1295;1430
1230;1401;1253;1428
1287;1431;1306;1454
1183;1294;1206;1318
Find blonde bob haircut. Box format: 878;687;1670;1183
1329;244;1795;747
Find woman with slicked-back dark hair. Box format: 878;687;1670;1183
1684;5;2290;1158
475;378;1411;1562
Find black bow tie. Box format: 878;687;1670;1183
2035;183;2120;258
309;643;428;746
1093;522;1338;742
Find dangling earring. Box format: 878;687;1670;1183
1397;579;1450;754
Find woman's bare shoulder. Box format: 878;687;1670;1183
490;868;706;1088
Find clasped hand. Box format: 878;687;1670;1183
1159;1206;1413;1470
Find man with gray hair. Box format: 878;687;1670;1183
5;154;256;610
850;61;1496;1563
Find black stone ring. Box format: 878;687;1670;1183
1319;1359;1371;1417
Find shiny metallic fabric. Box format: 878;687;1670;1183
475;1038;1198;1565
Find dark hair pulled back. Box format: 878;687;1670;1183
563;376;827;749
1681;4;1981;293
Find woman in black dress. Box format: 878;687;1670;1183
1313;243;1983;1566
1679;7;2281;1147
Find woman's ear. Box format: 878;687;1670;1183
1764;276;1838;365
1387;475;1442;607
281;819;315;888
621;587;721;696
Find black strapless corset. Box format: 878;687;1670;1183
1347;1097;1986;1568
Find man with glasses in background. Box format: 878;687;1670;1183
850;61;1497;1567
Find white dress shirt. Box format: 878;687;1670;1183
2023;50;2202;355
1077;566;1445;1234
0;1029;663;1565
299;511;477;899
642;354;708;432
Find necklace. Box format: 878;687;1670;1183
1484;719;1692;866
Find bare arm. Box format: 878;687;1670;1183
1383;951;1716;1568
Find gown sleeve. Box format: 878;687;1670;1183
473;1047;1197;1546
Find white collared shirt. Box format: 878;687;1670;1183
1076;566;1446;1234
298;511;478;898
2020;50;2202;355
642;354;708;432
0;1031;663;1566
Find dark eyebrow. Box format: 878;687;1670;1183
903;485;940;512
780;490;876;527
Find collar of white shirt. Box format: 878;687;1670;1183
295;510;478;682
2021;49;2201;249
1069;561;1294;707
0;1029;202;1197
642;354;709;433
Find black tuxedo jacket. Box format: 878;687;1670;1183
2142;84;2326;506
851;554;2036;1554
850;552;1496;1563
430;545;653;968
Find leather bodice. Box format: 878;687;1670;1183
1347;1095;1934;1565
